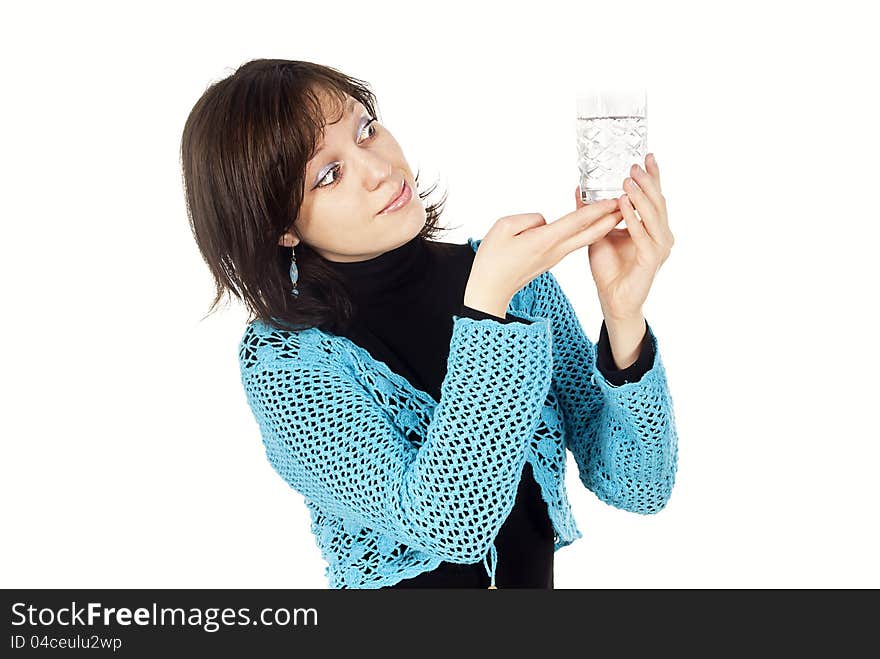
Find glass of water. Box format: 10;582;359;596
575;90;648;205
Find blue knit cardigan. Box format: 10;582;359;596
238;237;679;588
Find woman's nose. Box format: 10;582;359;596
351;150;394;187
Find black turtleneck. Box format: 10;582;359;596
316;233;654;588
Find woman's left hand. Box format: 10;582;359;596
575;152;674;321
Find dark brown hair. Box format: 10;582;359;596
180;59;453;333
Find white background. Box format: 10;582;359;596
2;0;878;589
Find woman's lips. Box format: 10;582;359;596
378;180;412;215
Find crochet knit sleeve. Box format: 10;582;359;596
529;271;678;514
239;315;554;564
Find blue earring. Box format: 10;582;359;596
289;246;300;297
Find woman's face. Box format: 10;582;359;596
279;91;426;262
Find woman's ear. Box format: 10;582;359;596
278;232;300;248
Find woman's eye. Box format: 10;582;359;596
317;118;379;189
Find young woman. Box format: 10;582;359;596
181;59;678;589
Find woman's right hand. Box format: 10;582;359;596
464;190;623;315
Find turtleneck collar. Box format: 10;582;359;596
318;233;428;302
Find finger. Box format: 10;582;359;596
557;210;623;255
618;193;654;252
575;185;619;213
643;154;671;238
622;175;661;243
553;195;620;242
629;162;664;214
645;153;662;195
